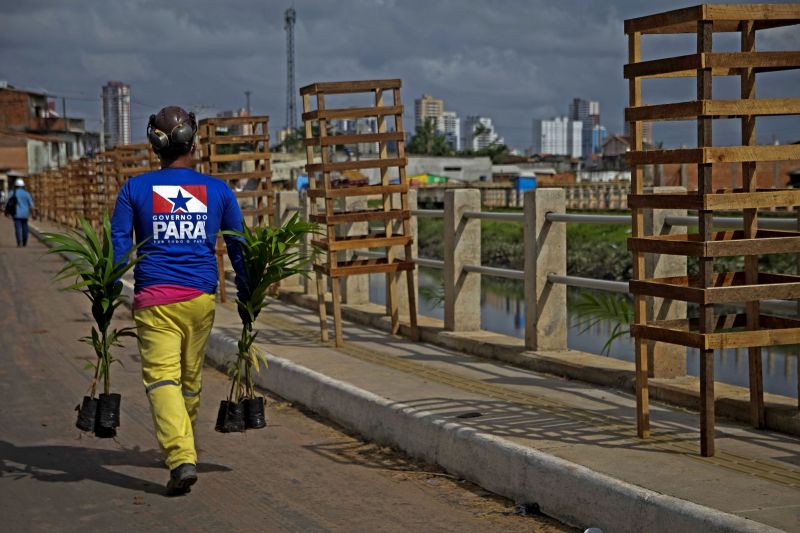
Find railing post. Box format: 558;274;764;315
342;195;369;305
645;186;687;378
275;190;302;287
443;189;480;331
395;189;418;318
524;188;567;351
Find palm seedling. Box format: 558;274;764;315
42;214;146;438
215;213;319;432
572;291;633;356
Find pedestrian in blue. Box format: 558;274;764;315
5;178;35;247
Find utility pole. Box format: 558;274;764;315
284;7;297;132
244;90;251;116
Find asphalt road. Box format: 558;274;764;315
0;219;572;533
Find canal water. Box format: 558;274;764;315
369;268;798;399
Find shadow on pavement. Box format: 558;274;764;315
0;440;231;496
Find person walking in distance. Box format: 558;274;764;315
5;177;35;247
111;106;249;495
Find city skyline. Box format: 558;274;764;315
1;0;798;150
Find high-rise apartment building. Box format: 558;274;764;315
102;81;131;150
532;117;582;158
437;111;461;151
414;94;462;151
464;116;503;151
568;98;601;158
414;94;444;130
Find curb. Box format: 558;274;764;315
203;327;779;533
31;224;781;533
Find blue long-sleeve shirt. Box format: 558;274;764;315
110;167;247;295
8;188;34;219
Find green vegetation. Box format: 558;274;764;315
42;215;145;396
418;209;797;282
572;292;633;355
418;209;631;280
407;118;510;164
221;213;319;401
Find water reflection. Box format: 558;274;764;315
369;268;798;399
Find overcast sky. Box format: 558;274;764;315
1;0;798;149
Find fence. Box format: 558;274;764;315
280;187;800;380
24;165;800;377
416;182;631;210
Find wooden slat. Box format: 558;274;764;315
307;184;408;199
201;134;268;145
628;230;800;256
304;131;405;147
627;144;800;165
630;272;800;304
309;208;409;225
625;98;800;122
300;79;402;96
624;5;703;35
240;207;273;217
632;315;800;350
314;258;415;277
312;233;412;252
206;151;270;163
302;105;403;122
628;189;800;210
624;52;800;79
306;157;407;174
211;170;272;181
631;323;706;349
625;4;800;35
706;230;800;256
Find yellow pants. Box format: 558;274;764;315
133;293;215;470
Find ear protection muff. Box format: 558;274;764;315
147;112;197;152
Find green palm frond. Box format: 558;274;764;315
222;213;321;400
572;291;633;356
42;213;147;395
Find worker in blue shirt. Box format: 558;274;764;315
5;177;35;247
111;106;248;495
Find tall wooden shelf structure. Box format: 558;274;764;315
197;115;273;228
300;79;418;346
625;4;800;457
197;115;273;301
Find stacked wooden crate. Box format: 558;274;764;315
625;3;800;456
197;115;273;301
300;79;418;346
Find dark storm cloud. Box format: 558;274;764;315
0;0;797;148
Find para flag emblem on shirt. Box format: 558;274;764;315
152;185;208;214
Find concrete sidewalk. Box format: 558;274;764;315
32;220;800;532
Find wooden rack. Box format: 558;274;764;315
625;3;800;457
300;79;418;346
197;115;273;302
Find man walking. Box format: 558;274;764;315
111;106;248;495
5;177;35;247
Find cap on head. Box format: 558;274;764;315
147;105;197;156
14;178;24;187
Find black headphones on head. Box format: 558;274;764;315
147;111;197;152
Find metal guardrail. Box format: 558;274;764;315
357;208;799;308
548;275;629;294
464;211;525;223
664;215;799;231
411;209;443;218
546;213;631;225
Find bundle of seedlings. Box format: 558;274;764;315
215;213;319;432
43;215;145;438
